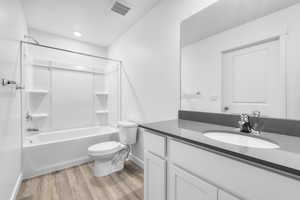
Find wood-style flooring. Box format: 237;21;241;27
17;161;144;200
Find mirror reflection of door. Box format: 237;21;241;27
221;39;286;118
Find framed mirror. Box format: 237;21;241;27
180;0;300;120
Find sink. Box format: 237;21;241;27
203;131;279;149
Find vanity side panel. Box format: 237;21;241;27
169;140;300;200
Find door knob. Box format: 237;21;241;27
224;106;229;111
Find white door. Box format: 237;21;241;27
169;164;218;200
222;39;285;118
218;190;241;200
144;151;166;200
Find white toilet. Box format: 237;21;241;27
88;121;138;177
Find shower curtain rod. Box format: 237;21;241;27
21;41;122;63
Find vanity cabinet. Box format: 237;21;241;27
168;164;240;200
144;131;167;200
218;190;240;200
169;164;218;200
144;151;166;200
143;129;300;200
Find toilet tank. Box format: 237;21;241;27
118;121;138;145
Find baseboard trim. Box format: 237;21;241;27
24;157;92;179
10;173;23;200
129;154;144;169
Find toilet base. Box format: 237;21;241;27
93;159;124;177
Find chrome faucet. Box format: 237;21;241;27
238;111;264;135
251;111;264;135
238;113;252;133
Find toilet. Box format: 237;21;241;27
88;121;138;177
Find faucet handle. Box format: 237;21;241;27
240;113;250;122
239;113;252;133
251;111;264;135
252;111;261;117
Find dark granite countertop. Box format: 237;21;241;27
139;119;300;179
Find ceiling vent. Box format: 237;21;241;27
111;0;131;16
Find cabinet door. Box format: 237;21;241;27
144;151;166;200
169;164;218;200
218;190;241;200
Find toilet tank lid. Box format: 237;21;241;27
118;121;138;128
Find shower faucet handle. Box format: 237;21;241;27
1;78;16;86
1;78;24;90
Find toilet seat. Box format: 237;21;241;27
88;141;124;156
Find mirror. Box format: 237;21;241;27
180;0;300;120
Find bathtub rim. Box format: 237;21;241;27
23;126;119;148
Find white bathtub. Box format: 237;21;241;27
23;126;119;179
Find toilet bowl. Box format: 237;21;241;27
88;121;138;177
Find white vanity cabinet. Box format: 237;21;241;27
169;164;218;200
218;190;241;200
169;164;240;200
144;151;166;200
143;129;300;200
144;131;167;200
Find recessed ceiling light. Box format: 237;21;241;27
73;31;82;37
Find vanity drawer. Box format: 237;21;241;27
143;130;166;158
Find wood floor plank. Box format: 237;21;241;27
81;164;112;200
99;175;122;200
117;170;143;199
17;176;42;200
124;163;144;182
17;161;144;200
54;170;74;200
38;174;59;200
65;166;94;200
111;173;140;200
88;163;118;200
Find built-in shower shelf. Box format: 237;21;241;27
29;113;49;119
26;89;49;94
95;92;109;96
95;110;109;114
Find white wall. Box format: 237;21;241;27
182;3;300;119
109;0;219;161
0;0;27;199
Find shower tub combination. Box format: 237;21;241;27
23;126;119;179
21;41;122;179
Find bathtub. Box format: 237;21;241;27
23;126;119;179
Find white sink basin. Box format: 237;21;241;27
203;131;279;149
